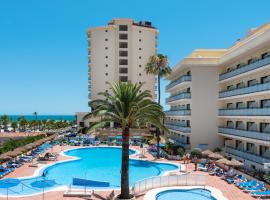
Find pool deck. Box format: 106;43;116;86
0;145;257;200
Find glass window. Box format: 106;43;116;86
247;79;258;87
236;121;244;130
227;103;234;109
119;68;128;73
119;51;128;57
119;34;128;40
119;25;128;31
247;122;257;131
227;85;234;90
261;99;270;108
246;142;255;152
226;121;234;128
119;59;128;65
236;102;245;109
260;123;270;133
259;145;269;156
236;82;245;88
247;101;257;108
119;76;128;82
261;75;270;84
261;52;270;59
119;42;128;48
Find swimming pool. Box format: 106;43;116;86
156;189;216;200
0;147;178;197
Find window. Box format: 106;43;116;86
119;34;128;40
105;38;108;41
119;51;128;57
236;102;245;109
262;52;270;59
261;75;270;84
236;121;244;130
187;71;191;76
119;59;128;65
119;25;128;31
227;85;234;90
261;99;270;108
105;64;108;67
119;42;128;48
247;79;258;86
139;65;142;68
119;76;128;82
105;73;108;76
139;30;142;33
139;39;142;42
260;123;270;133
105;30;108;32
246;143;255;152
247;122;257;131
259;145;269;156
139;48;142;50
248;58;253;64
139;56;141;59
105;47;108;50
139;73;141;76
119;68;128;73
247;101;257;108
105;56;108;59
227;103;234;109
235;140;243;149
226;121;234;128
236;82;245;88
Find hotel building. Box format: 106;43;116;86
87;19;158;105
166;22;270;171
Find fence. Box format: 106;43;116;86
132;174;206;195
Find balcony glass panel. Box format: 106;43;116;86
218;127;270;141
166;92;191;103
219;82;270;98
219;108;270;116
219;56;270;81
165;109;191;116
166;75;191;90
165;123;191;133
226;146;270;164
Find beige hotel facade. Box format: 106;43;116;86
166;22;270;171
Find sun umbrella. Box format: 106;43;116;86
16;147;28;153
216;158;231;165
209;153;224;160
6;150;21;158
0;154;12;163
0;178;21;188
228;159;243;167
202;150;213;156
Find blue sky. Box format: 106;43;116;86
1;0;270;115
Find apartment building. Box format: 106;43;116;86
165;50;225;150
166;22;270;171
87;19;158;105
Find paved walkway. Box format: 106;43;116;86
0;145;258;200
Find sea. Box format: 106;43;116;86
1;115;75;122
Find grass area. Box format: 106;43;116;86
0;134;46;154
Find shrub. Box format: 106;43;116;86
213;147;222;152
177;148;185;157
190;148;202;158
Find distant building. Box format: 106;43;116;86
87;19;158;105
165;21;270;171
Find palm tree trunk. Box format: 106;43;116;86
156;75;161;159
119;126;131;199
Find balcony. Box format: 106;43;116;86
226;146;270;164
219;56;270;81
168;135;190;149
165;109;191;116
219;108;270;116
166;75;191;91
219;82;270;98
165;123;191;133
218;127;270;141
166;92;191;103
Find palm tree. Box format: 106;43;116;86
145;54;171;158
18;116;28;132
11;121;17;132
84;81;167;199
0;115;10;131
33;112;38;131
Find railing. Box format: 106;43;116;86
219;82;270;98
166;92;191;103
166;75;192;90
219;56;270;81
218;127;270;141
133;174;206;195
165;109;191;116
166;124;191;133
226;146;270;164
168;136;191;149
219;108;270;116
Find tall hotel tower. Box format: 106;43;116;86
87;19;158;105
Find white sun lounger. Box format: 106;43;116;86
63;189;93;197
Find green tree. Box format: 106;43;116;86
18;116;28;132
0;115;10;131
145;54;171;158
11;121;17;132
84;81;167;199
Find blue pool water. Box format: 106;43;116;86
156;189;216;200
0;147;178;196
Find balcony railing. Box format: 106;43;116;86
166;92;191;103
219;82;270;98
219;56;270;81
168;135;191;149
165;109;191;116
166;75;191;90
166;124;191;133
218;127;270;141
219;108;270;116
226;146;270;164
